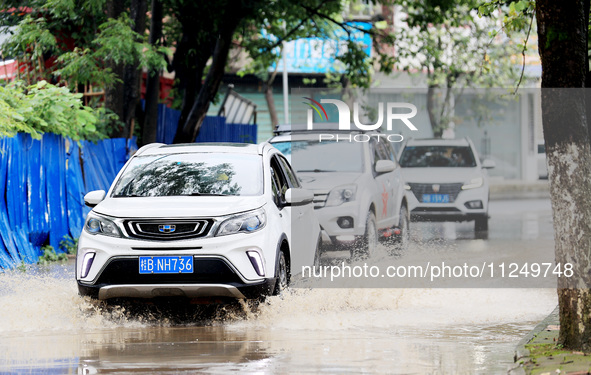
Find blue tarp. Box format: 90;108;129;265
0;134;136;269
45;133;69;252
0;100;256;268
154;103;257;144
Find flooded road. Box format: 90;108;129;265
0;199;557;374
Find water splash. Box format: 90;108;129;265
0;262;557;335
231;288;557;332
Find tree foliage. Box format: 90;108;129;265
394;0;531;136
480;0;591;351
1;0;168;139
1;0;398;143
0;80;103;141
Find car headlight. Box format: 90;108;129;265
462;177;484;190
84;213;122;237
325;185;357;207
216;208;266;236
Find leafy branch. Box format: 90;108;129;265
0;80;105;141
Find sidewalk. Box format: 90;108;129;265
510;306;591;374
489;179;550;201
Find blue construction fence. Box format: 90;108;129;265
155;104;257;144
0;108;256;269
0;133;137;269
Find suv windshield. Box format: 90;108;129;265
112;153;263;197
399;146;477;168
272;140;364;173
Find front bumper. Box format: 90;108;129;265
78;279;275;300
406;184;488;222
410;208;487;222
314;202;365;248
76;223;280;300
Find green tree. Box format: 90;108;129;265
0;80;102;141
237;0;398;129
535;0;591;352
393;0;529;137
480;0;591;351
1;0;167;139
168;0;398;143
2;0;391;143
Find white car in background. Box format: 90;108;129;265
398;138;495;232
270;126;409;258
76;142;320;301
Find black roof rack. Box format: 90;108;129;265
273;123;383;135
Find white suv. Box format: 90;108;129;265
269;129;409;258
76;142;320;301
398;138;495;232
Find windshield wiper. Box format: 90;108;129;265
183;192;232;196
297;169;337;173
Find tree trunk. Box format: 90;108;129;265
264;68;279;129
175;21;239;143
142;0;163;145
123;0;147;139
171;13;215;144
264;81;279;129
104;0;125;138
427;84;441;138
536;0;591;351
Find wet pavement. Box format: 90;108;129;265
0;199;558;374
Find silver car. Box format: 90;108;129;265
398;137;495;232
270;129;409;258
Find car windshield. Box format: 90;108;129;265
272;140;364;173
399;146;477;168
112;153;263;197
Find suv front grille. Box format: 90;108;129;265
123;219;214;240
94;257;242;285
313;191;329;209
408;183;463;203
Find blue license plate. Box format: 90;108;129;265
139;256;194;274
422;194;450;203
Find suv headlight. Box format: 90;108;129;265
462;177;484;190
84;213;122;237
216;208;266;236
325;185;357;207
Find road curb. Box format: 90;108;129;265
509;305;559;375
489;180;550;201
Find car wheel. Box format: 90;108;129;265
272;250;289;295
353;212;378;260
391;204;409;253
313;235;322;268
475;215;488;232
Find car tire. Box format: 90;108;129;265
272;250;289;296
475;215;488;232
313;235;322;268
390;204;409;254
353;212;378;260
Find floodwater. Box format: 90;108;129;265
0;199;558;374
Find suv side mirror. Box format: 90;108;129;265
84;190;106;207
284;188;314;206
375;159;396;174
481;159;496;169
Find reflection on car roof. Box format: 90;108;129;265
405;138;470;146
141;142;261;156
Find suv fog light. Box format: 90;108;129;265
465;200;483;209
246;251;265;277
337;216;354;229
81;252;96;278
